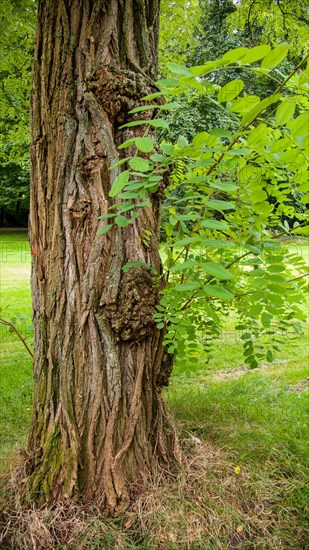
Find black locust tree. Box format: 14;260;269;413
26;0;179;512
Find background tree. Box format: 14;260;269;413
229;0;309;57
159;0;201;73
0;0;36;226
25;0;179;512
161;0;309;141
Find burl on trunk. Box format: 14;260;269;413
26;0;178;512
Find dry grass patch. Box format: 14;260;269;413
1;440;307;549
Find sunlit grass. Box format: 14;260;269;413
0;230;32;459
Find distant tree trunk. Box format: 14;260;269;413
26;0;179;512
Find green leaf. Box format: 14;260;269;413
218;79;244;103
177;135;189;147
250;190;268;202
225;148;250;155
210;129;232;138
221;47;248;63
129;104;160;114
159;102;181;111
201;219;229;230
247;358;258;369
117;202;135;212
241;45;271;64
175;281;200;292
241;94;282;125
154;78;180;88
166;63;193;76
204;304;220;324
261;312;272;327
276;99;296;126
141;92;166;101
108;202;123;210
211;181;237;192
114;215;130;228
160;143;174;155
200;239;236;249
138;200;151;208
203;285;234;300
172;237;199;247
150;154;166;162
109;170;130;197
118;192;141;199
98;224;113;235
288;112;308;138
127;212;139;223
135;137;154;153
98;213;116;220
267;264;285;273
247;268;265;278
261;43;289;69
247;123;269;145
119;120;148;129
169;260;197;273
231;95;260;114
126;182;146;191
149;119;169;129
206;199;235;211
118;139;135;150
267;350;274;362
202;261;233;280
177;213;199;221
190;60;222;75
129;157;150;172
110;158;131;169
192;132;209;146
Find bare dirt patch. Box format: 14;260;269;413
212;367;249;382
288;379;309;393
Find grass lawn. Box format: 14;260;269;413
0;230;33;458
0;230;308;549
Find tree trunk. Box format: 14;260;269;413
25;0;178;512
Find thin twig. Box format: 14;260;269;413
0;318;34;358
233;272;309;299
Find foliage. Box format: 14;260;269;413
0;0;36;220
159;0;288;186
161;0;308;147
228;0;309;57
191;0;241;67
159;0;201;74
101;44;309;370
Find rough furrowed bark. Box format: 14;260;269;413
24;0;180;513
